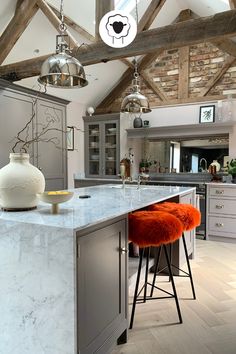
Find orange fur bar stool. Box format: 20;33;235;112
129;210;184;329
148;202;201;300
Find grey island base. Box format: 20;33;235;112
0;184;196;354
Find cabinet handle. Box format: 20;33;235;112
215;190;224;194
120;247;128;254
215;204;224;209
215;223;224;227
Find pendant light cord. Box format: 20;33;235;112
134;0;139;79
135;0;139;24
59;0;67;33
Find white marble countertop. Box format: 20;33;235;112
0;184;195;231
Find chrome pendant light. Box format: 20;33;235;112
121;60;151;114
38;0;88;88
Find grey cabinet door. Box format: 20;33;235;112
0;91;34;167
36;99;67;190
77;219;127;354
84;121;102;177
84;114;120;178
0;85;68;190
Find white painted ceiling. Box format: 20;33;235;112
0;0;231;108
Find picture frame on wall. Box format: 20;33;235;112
67;126;74;151
199;105;215;123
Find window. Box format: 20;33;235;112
115;0;139;12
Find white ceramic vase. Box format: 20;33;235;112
0;153;45;210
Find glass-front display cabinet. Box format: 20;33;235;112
84;114;120;178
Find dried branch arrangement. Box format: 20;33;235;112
10;86;83;153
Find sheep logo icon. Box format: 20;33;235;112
99;10;137;48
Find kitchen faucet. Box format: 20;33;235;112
199;158;208;172
137;173;149;189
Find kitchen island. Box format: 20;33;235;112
0;184;195;354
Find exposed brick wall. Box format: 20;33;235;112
105;42;236;112
189;42;230;97
143;48;179;100
209;63;236;95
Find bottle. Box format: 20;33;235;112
210;160;220;172
120;162;126;177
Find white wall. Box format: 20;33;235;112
67;101;86;188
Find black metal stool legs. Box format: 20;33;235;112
150;234;196;300
143;247;150;303
163;245;183;323
130;245;183;329
182;234;196;299
150;246;162;297
129;248;144;329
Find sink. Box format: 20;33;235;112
106;185;149;190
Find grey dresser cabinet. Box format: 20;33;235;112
77;217;128;354
206;183;236;242
36;99;67;190
84;114;120;178
0;79;68;190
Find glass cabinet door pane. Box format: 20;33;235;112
104;122;117;176
89;124;100;175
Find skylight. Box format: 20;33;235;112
115;0;140;13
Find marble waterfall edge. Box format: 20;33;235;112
0;221;75;354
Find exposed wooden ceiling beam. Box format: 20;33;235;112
36;0;78;48
1;9;236;80
138;0;166;32
48;3;94;42
174;8;194;22
95;0;114;40
229;0;236;9
212;38;236;57
15;0;24;14
140;71;168;101
178;46;190;99
200;56;236;97
177;10;191;100
120;59;133;68
0;55;52;81
72;9;236;65
0;0;38;65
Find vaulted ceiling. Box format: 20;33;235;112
0;0;236;111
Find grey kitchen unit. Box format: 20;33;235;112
77;217;128;354
206;183;236;243
0;79;68;190
84;113;120;178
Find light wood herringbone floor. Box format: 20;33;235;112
112;239;236;354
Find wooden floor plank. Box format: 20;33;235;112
112;239;236;354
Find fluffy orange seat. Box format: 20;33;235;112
148;202;201;231
128;211;183;248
